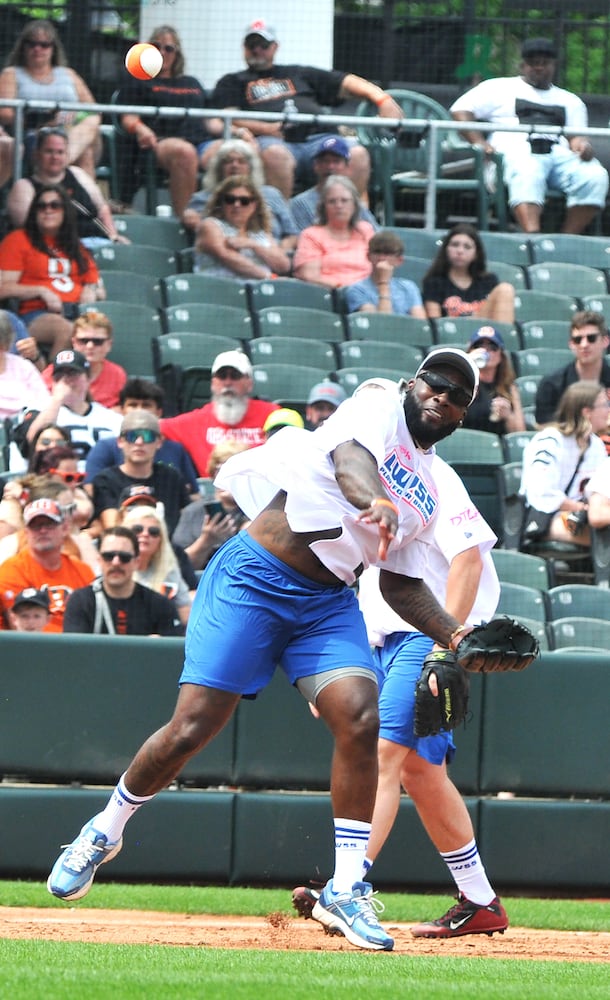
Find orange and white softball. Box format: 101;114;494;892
125;43;163;81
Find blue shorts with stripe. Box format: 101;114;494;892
181;532;375;696
372;631;456;766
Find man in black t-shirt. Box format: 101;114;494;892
210;19;402;198
91;409;191;535
63;526;182;636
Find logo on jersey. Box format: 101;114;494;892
379;449;437;525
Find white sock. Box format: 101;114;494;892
331;818;371;894
90;773;154;843
440;838;495;906
362;857;373;879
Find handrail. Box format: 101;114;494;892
3;97;609;229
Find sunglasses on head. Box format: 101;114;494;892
223;194;255;206
417;370;473;408
49;468;85;485
132;524;161;537
74;336;108;347
154;43;177;53
100;550;135;564
122;428;159;444
37;199;63;211
571;333;601;345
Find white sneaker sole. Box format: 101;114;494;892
47;837;123;901
311;899;393;951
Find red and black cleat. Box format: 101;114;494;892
411;894;509;938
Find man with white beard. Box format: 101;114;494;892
159;351;280;476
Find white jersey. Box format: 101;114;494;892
450;76;587;156
216;378;439;585
520;427;606;512
359;456;499;646
56;402;123;467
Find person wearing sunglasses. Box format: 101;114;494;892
64;526;183;637
120;506;193;628
48;348;499;954
535;310;610;426
38;311;127;410
195;175;291;280
464;326;525;436
117;25;221;217
0;19;101;179
7;126;127;249
91;409;191;537
210;20;402;200
0;183;102;364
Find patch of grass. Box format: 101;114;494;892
1;941;610;1000
3;880;609;933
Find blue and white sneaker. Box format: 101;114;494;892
311;880;394;951
47;821;122;901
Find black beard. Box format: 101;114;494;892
403;391;462;448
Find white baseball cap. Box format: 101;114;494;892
212;351;253;377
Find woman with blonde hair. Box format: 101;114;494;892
121;504;192;627
183;139;297;248
521;380;609;547
194;175;291;280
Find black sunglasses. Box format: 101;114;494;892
223;194;255;206
74;336;108;347
245;37;272;50
132;524;161;537
37;200;63;211
571;333;601;345
154;43;177;53
26;39;54;49
418;370;473;408
100;550;134;564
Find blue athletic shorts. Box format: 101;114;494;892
181;531;375;696
372;631;456;765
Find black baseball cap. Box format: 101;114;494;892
12;587;50;612
521;38;557;60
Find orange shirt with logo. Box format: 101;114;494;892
0;548;95;632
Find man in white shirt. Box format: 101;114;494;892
451;37;608;234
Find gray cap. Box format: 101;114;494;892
120;409;160;435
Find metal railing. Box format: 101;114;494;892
3;97;609;230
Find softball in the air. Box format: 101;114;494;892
125;43;163;80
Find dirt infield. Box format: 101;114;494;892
1;907;609;961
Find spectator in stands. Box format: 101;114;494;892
210;20;402;198
172;440;250;571
23;349;122;462
534;310;610;426
91;409;191;535
344;230;427;317
585;456;610;529
0;496;94;630
290;136;378;233
521;381;608;547
0;185;101;363
450;37;609;235
8;586;50;632
422;224;515;324
64;526;182;636
183;139;298;249
7;422;70;478
464;326;525;435
160;350;279;476
305;381;347;429
84;378;198;494
118;25;219;218
293;176;375;290
0;471;99;573
0;308;50;419
7;125;127;248
194;175;291;280
0;19;101;178
40;311;126;410
263;408;305;438
121;504;192;628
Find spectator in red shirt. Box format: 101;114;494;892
160;350;279;476
40;311;126;409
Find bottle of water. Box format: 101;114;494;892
283;98;297;115
474;350;489;369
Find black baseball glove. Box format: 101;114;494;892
414;650;470;738
455;615;539;673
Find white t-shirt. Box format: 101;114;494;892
216;378;439;585
450;76;587;155
56;402;123;466
359;456;499;645
584;457;610;500
521;427;606;512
